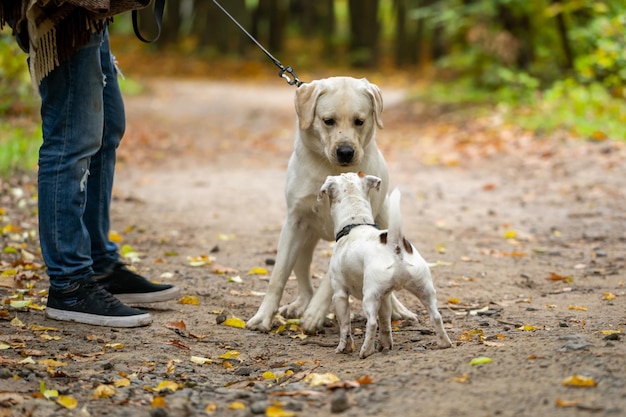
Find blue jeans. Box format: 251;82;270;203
37;28;124;289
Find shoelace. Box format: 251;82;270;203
84;280;125;309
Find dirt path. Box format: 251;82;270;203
2;78;625;417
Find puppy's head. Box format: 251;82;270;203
318;172;382;206
295;77;383;167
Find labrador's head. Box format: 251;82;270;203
295;77;383;167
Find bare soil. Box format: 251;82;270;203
1;78;625;417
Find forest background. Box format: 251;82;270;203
1;0;625;173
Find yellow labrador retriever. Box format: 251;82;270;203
246;77;416;333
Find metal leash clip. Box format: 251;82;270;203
279;66;303;87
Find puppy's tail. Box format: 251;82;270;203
387;188;404;249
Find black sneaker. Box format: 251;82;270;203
46;279;152;328
96;264;180;304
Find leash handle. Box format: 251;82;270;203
132;0;165;43
212;0;304;87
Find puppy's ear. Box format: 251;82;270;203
360;78;384;130
318;177;334;202
295;81;325;130
364;175;382;192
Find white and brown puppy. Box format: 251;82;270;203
246;77;416;333
318;172;452;358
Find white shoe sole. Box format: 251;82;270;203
113;286;181;304
46;308;152;328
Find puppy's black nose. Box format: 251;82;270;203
336;145;355;165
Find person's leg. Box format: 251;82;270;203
84;28;180;303
39;29;150;327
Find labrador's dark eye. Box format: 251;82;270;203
354;119;364;126
323;118;336;126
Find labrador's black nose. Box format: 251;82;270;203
336;145;355;165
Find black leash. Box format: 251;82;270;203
132;0;165;43
131;0;303;87
211;0;304;87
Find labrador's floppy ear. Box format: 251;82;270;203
295;80;325;130
360;78;384;129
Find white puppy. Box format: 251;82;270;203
246;77;417;333
318;172;452;358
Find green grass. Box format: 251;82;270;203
412;78;626;141
0;121;40;177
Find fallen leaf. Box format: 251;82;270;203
164;320;187;331
562;375;596;388
93;384;115;399
546;272;573;282
205;403;218;413
248;267;269;275
447;298;461;304
228;401;245;410
218;350;240;359
503;230;517;239
469;356;492;366
602;292;616;301
568;305;587;311
227;275;243;283
187;254;215;266
115;378;131;388
190;356;213;365
356;375;373;385
104;343;124;349
266;404;296;417
517;325;537;331
57;395;78;409
303;372;340;386
151;396;166;407
454;373;469;383
178;295;199;305
555;398;580;407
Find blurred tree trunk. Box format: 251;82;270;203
348;0;379;68
252;0;287;54
393;0;420;67
497;3;534;69
160;0;181;45
193;0;248;55
551;1;574;70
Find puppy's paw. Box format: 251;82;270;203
300;310;327;335
335;340;354;354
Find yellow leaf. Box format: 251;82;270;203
568;305;587;311
447;297;461;304
217;233;236;241
104;343;125;349
303;372;340;387
18;357;35;365
555;398;580;408
262;371;277;381
562;375;597;388
187;254;215;266
109;231;123;243
517;325;537;331
228;401;246;410
469;356;492;365
10;316;25;327
178;295;199;305
248;267;269;275
602;292;616;301
151;396;167;407
114;378;130;388
266;404;295;417
503;230;517;239
190;356;213;365
39;359;68;368
205;403;218;414
454;373;469;383
43;389;59;399
599;329;621;335
57;395;78;409
0;343;10;350
218;350;240;359
155;380;179;392
223;317;246;329
435;243;446;254
30;324;59;332
93;384;115;399
10;300;32;309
